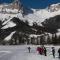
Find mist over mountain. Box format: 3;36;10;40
0;0;60;9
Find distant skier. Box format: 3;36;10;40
28;47;31;53
58;48;60;59
52;47;55;58
44;47;47;56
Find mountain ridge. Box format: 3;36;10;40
0;1;60;44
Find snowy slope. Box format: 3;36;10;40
0;3;60;40
1;3;60;27
22;3;60;26
24;3;60;23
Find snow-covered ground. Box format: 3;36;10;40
0;45;60;60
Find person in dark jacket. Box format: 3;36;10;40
28;47;31;53
58;48;60;59
44;47;47;56
52;47;55;58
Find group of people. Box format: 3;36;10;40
37;46;60;59
37;46;47;56
27;46;60;59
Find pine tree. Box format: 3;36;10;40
40;35;45;45
25;20;29;25
52;34;57;45
57;35;60;44
47;35;51;44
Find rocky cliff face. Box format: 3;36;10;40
48;3;60;12
0;0;22;13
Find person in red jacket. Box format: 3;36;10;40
37;47;44;55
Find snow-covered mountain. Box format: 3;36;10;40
0;1;60;42
48;3;60;12
1;1;60;27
